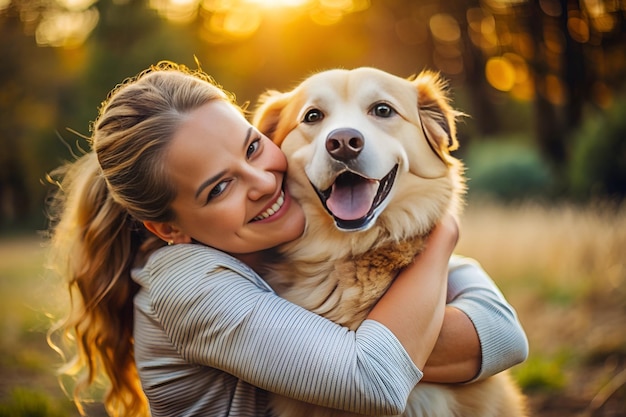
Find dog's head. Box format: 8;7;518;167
253;67;464;237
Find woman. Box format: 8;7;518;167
47;61;527;417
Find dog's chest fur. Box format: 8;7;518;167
262;220;428;330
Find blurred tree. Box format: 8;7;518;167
60;0;202;136
449;0;503;136
0;1;67;230
0;5;30;229
513;0;588;171
366;0;624;174
0;0;201;231
480;0;626;171
569;98;626;200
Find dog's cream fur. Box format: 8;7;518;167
253;67;527;417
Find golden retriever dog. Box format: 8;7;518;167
253;67;527;417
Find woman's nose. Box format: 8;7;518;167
246;166;276;201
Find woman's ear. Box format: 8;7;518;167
143;221;191;245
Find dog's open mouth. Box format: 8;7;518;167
314;165;398;231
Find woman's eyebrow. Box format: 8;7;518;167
194;127;254;200
241;126;253;150
195;169;227;200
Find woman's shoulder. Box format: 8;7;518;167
150;243;235;264
147;243;251;275
449;254;481;270
141;244;272;291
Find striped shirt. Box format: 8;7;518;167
132;244;527;416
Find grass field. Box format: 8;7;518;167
455;200;626;416
0;200;624;416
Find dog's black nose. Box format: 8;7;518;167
326;128;364;161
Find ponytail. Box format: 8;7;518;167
46;61;233;416
47;152;150;416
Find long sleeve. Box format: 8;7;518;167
447;255;529;381
137;244;421;415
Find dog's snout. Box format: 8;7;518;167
326;128;364;162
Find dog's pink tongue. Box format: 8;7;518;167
327;180;377;220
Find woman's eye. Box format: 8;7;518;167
372;103;396;118
303;109;324;123
246;139;260;158
208;181;229;201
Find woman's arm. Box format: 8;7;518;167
367;214;459;370
422;256;529;383
421;305;481;382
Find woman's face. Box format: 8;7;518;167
164;99;306;255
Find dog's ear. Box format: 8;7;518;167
253;90;294;147
412;71;462;164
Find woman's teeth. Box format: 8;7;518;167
253;191;285;221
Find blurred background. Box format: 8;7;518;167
0;0;625;415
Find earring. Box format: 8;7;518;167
167;240;174;246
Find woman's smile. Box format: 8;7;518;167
252;189;286;222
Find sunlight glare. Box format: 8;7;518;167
321;0;351;10
170;0;198;6
57;0;97;12
223;8;262;36
200;0;235;12
150;0;199;23
310;7;343;25
35;9;99;48
196;0;367;39
243;0;310;8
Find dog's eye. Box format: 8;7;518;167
303;109;324;123
371;103;395;118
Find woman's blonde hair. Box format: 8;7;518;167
47;61;236;416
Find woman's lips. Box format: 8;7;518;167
252;190;286;222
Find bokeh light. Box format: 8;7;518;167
57;0;97;11
429;13;460;43
245;0;310;7
178;0;370;41
35;8;99;47
590;12;615;32
544;74;565;105
568;13;590;43
539;0;562;17
150;0;199;23
486;56;516;92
